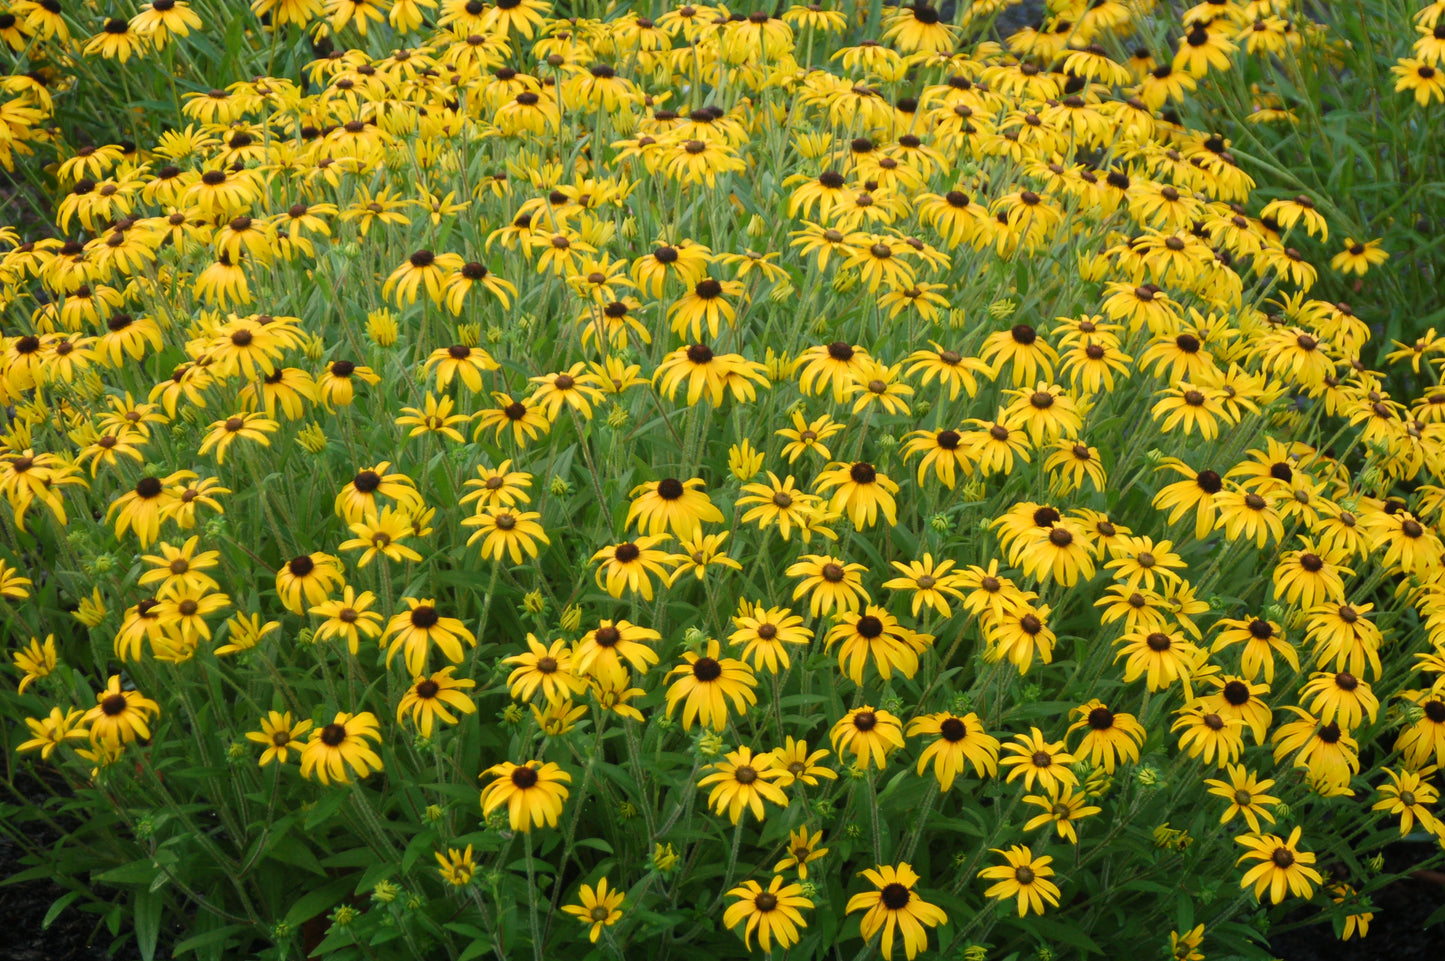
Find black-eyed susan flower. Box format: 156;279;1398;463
1300;670;1378;729
310;586;383;653
275;553;345;615
1330;238;1388;276
298;711;384;784
1000;729;1078;792
197;412;278;464
1236;827;1321;904
626;477;723;539
723;875;812;953
1022;784;1102;844
382;598;476;675
335;462;424;523
12;634;56;694
397;667;477;737
794;341;871;402
474;394;551;447
908;712;999;790
245;710;313;766
882;555;965;618
984;601;1056;674
1373;767;1441;836
787;553;870;617
1272;707;1360;795
339;507;424;568
590;536;676;601
1067;700;1146;773
737;473;824;541
462;507;549;564
82;675;159;745
776;410;844;463
1212;615;1298;683
1199;675;1274;744
774;827;829;880
504;635;585;703
561;877;624;943
826;606;924;686
434;845;476;887
479;760;572;831
1173;707;1245;766
664;640;757;732
459;460;532;511
769;737;837;789
107;473;183;546
977;846;1061;919
846;863;948;960
831;706;905;770
1116;627;1202;694
814;461;898;530
573;620;660;685
425;344;499;393
698;746;789;823
17;707;89;760
1204;764;1280;834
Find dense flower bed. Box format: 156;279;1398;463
3;1;1445;960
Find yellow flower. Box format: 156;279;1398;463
434;845;476;887
561;877;624;943
12;634;56;694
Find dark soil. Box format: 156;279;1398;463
0;770;141;961
1271;842;1444;960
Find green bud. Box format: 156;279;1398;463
329;905;359;927
810;799;835;820
697;732;724;757
296;628;315;646
930;513;951;533
617;801;638;820
606;404;628;429
523;590;545;614
271;922;292;941
683;626;708;648
549;476;573;497
845;823;864;839
372;880;401;904
1135;766;1161;788
424;804;444;824
91;553;115;573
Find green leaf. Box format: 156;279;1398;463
283;875;356;928
42;890;83;929
304;789;351;830
95;858;162;887
134;888;162;961
171;924;249;958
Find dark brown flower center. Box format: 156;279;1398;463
1146;632;1171;652
614;543;640;563
692;657;722;681
939;718;967;742
320;723;346;746
511;766;539;788
410;606;440;628
880;882;911;910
